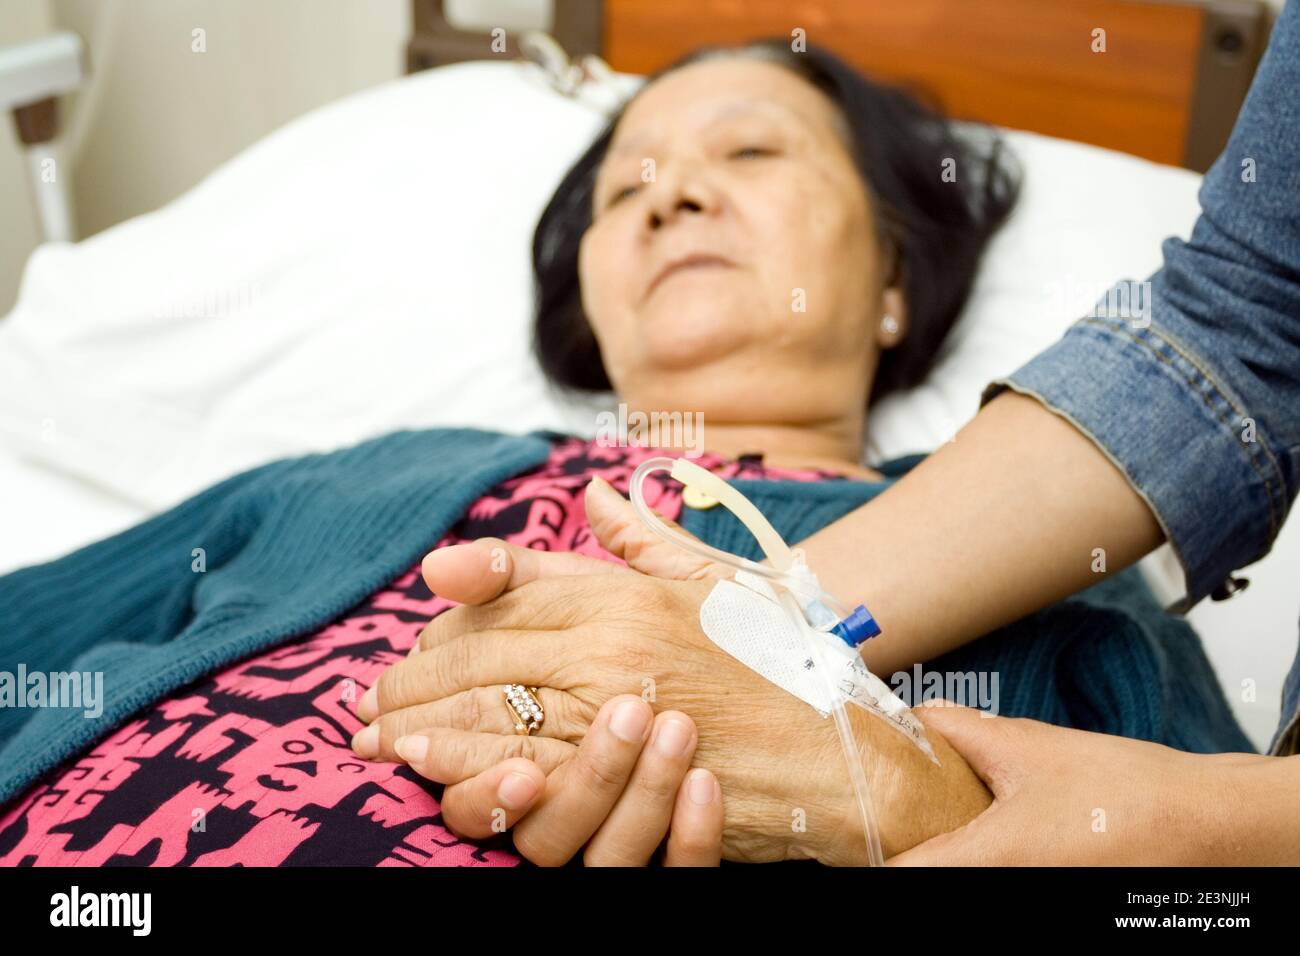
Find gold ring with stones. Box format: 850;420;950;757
503;684;545;735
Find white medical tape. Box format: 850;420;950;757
700;571;937;760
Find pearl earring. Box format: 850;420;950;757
881;314;899;336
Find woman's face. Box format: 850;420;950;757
579;56;901;424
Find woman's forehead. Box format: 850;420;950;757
608;58;840;153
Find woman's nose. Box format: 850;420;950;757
647;196;704;230
644;168;717;231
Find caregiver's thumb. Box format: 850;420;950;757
916;701;1034;799
584;475;727;581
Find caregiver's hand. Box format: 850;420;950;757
399;695;722;866
356;479;991;863
890;704;1298;865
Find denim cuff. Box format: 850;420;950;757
983;313;1288;611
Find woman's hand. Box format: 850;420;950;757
399;695;723;866
408;476;729;606
364;560;846;861
355;481;990;862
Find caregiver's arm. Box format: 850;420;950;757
810;1;1300;678
810;392;1163;676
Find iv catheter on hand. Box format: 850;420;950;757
627;456;937;867
630;457;882;646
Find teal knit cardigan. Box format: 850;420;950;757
0;428;1252;806
0;429;552;803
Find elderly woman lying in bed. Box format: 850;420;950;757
0;41;1249;867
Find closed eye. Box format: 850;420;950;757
729;145;777;160
605;184;640;208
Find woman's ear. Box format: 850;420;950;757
875;286;908;349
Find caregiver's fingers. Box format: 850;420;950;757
662;769;724;867
585;476;724;582
511;695;654;867
916;701;1040;799
351;686;591;761
437;758;547;840
421;538;622;608
392;725;576;785
581;710;700;866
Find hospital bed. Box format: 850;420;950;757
0;0;1292;751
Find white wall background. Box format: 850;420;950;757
0;0;407;315
0;0;55;319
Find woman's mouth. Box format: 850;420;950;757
644;254;737;301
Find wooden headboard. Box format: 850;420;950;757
408;0;1272;172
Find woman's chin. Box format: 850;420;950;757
634;307;762;373
638;339;739;375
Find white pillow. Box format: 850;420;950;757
866;129;1202;459
0;62;614;519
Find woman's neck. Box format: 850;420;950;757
692;420;879;480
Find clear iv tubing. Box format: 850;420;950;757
628;457;887;867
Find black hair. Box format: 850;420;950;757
532;40;1021;403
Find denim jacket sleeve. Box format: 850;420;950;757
984;1;1300;610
